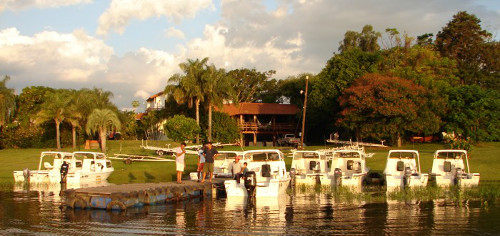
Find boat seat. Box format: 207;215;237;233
44;162;53;169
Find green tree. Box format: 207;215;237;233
85;109;121;152
204;65;236;141
337;73;442;147
164;115;200;142
211;111;239;143
444;85;500;141
165;58;209;143
435;11;495;88
66;90;85;149
227;68;276;103
34;90;72;150
0;76;16;129
339;25;381;52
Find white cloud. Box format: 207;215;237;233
165;27;185;39
97;0;215;35
0;27;113;82
0;0;92;12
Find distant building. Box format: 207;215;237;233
146;91;166;111
218;102;300;146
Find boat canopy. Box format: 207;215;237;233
388;151;418;159
435;150;467;159
244;150;282;161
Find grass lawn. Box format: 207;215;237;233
0;140;498;185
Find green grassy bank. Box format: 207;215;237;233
0;140;498;185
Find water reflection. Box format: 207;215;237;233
1;188;500;235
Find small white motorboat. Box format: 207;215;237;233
383;150;428;190
290;150;332;185
190;150;244;180
324;147;372;189
13;151;114;184
224;149;290;197
430;149;480;187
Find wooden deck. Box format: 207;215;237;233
65;180;217;211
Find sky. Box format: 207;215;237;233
1;0;499;110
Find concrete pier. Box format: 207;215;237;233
65;181;213;211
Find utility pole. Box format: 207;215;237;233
300;75;309;150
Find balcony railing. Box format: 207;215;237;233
239;122;296;132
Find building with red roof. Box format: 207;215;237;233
217;102;300;146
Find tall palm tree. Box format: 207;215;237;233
165;58;209;143
35;90;71;150
0;76;16;129
204;65;237;141
66;90;85;149
86;109;121;153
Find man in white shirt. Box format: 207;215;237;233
176;142;187;184
229;156;244;183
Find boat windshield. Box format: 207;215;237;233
220;152;237;160
336;152;361;158
436;152;465;159
389;152;417;159
43;153;60;159
294;152;319;159
74;153;95;159
247;152;281;161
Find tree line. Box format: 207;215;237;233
1;11;498;149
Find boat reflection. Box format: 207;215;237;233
13;181;111;202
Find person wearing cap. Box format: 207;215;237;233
229;156;244;183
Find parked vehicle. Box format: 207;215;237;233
277;134;300;147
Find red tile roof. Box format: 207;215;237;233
218;103;300;116
135;112;146;120
146;91;164;101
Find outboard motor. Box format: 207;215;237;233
403;167;412;187
333;168;342;186
244;171;257;197
23;168;30;183
454;168;463;186
290;168;296;185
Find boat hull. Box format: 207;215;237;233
13;169;113;184
225;177;290;197
432;173;480;187
385;173;429;190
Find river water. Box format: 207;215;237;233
1;186;499;235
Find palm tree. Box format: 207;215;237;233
66;90;85;149
204;65;237;141
0;76;16;129
85;109;121;153
165;58;209;143
35;90;72;150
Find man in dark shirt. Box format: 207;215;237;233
201;142;219;183
60;161;69;183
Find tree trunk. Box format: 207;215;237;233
195;98;200;143
72;125;77;149
397;133;402;147
208;103;212;142
99;127;107;153
55;120;61;150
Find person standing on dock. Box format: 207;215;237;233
176;142;187;184
201;142;219;183
197;143;206;182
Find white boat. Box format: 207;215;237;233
383;150;428;190
324;147;372;189
190;150;244;180
290;150;332;185
430;149;480;187
13;151;114;184
224;149;290;197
